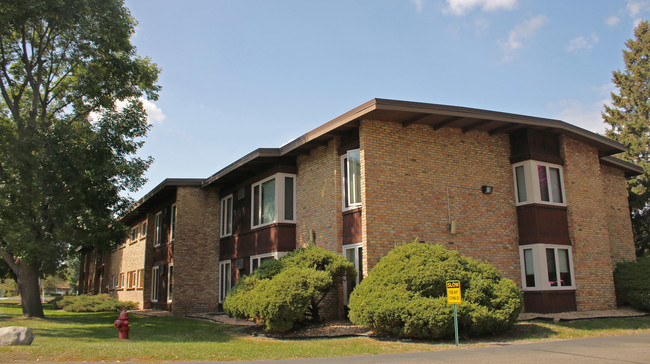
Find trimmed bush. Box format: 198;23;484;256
348;242;522;339
223;245;355;332
56;294;138;312
614;255;650;311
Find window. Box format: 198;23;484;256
170;204;177;242
112;274;118;289
119;273;125;289
140;221;147;238
519;245;574;290
151;266;160;302
251;173;296;228
219;260;231;303
167;264;174;303
220;194;233;237
512;160;565;206
343;243;363;305
130;226;139;244
127;271;134;289
250;252;287;274
154;211;162;247
342;149;362;209
137;269;144;288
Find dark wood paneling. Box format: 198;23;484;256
343;209;362;245
220;223;296;260
523;290;577;313
517;204;571;245
510;129;563;165
153;244;173;265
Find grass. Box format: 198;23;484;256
1;301;649;362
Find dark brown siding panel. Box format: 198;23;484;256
220;223;296;260
523;290;577;313
343;209;362;245
510;129;563;165
517;205;571;245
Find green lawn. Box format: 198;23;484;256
1;301;649;362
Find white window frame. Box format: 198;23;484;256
343;243;363;305
220;194;233;237
137;269;143;288
151;266;160;302
167;263;173;303
130;226;139;244
512;160;566;207
250;173;296;229
219;260;231;303
140;221;147;239
170;204;177;242
154;211;162;247
341;149;362;211
519;244;575;291
250;252;287;274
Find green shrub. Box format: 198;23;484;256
614;255;650;311
223;245;355;332
348;242;522;339
56;294;138;312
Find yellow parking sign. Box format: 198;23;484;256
446;280;462;304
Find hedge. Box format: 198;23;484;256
614;255;650;311
348;242;522;339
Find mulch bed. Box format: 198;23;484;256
248;320;371;339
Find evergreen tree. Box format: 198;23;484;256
0;0;159;317
603;20;650;256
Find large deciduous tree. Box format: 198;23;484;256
0;0;159;317
603;20;650;257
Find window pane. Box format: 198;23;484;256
261;179;276;224
226;197;232;234
347;150;361;205
253;185;260;226
546;248;557;286
141;222;147;237
515;166;527;203
523;249;535;287
538;165;550;202
284;177;294;220
171;205;176;241
550;167;563;203
168;266;173;301
558;249;572;286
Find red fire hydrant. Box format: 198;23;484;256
114;309;130;340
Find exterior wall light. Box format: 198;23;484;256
481;185;494;194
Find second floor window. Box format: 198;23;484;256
513;160;565;206
251;173;296;228
221;194;233;237
154;211;162;247
342;149;362;209
170;204;177;241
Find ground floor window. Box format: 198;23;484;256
167;264;174;303
151;266;160;302
519;244;574;290
250;252;287;274
343;243;363;305
219;260;231;303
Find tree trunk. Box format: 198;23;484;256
16;263;45;318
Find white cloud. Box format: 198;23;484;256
566;33;599;52
605;15;621;26
446;0;517;16
626;0;646;17
497;15;547;62
414;0;425;13
550;99;608;134
93;98;166;125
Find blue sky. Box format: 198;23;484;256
123;0;650;200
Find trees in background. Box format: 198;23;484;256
0;0;160;317
603;20;650;256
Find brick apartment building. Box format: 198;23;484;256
79;98;641;316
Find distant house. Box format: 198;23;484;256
79;98;640;316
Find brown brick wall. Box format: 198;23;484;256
359;120;521;284
601;164;636;264
296;137;346;319
105;218;148;308
173;185;220;315
562;136;616;311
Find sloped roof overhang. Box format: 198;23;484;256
204;99;637;187
121;178;203;225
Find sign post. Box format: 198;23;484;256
446;280;461;347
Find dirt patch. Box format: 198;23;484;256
248;320;370;339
